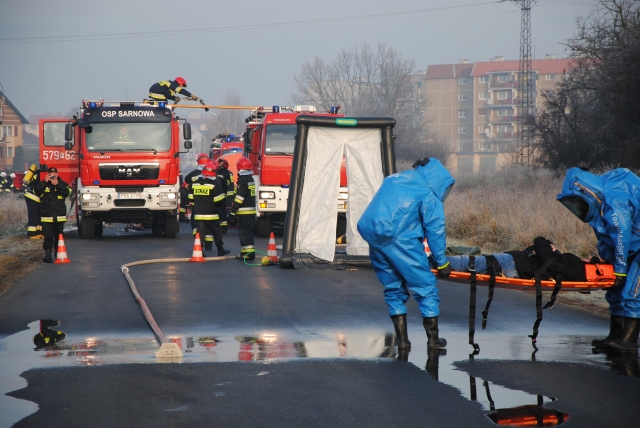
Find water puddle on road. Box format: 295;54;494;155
3;321;634;427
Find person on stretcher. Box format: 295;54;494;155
434;236;587;281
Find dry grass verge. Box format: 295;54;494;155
0;197;42;296
446;166;596;257
0;236;42;297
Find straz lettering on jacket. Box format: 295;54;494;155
193;185;212;196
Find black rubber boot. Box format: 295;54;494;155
42;250;53;263
592;315;625;348
217;246;231;256
390;314;411;350
423;316;447;349
607;317;640;352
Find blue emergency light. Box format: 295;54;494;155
159;179;165;184
331;106;338;114
158;102;166;108
93;180;100;185
89;102;97;108
230;134;234;138
273;105;280;113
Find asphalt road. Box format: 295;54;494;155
0;223;639;427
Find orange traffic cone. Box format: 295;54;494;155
267;232;279;262
54;234;71;264
423;239;431;257
189;233;206;262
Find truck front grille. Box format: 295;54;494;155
114;199;146;207
99;165;160;180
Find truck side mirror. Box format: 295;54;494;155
64;141;74;151
183;123;192;140
184;140;192;150
64;123;73;142
245;128;254;152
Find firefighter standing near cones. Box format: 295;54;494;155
187;161;230;257
34;167;71;263
184;153;210;234
216;157;234;232
230;157;256;260
24;165;43;239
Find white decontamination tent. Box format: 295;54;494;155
280;116;396;269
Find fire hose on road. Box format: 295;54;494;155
121;256;234;359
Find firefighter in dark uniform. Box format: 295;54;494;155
148;77;201;104
230;157;256;260
8;173;16;193
216;157;234;232
24;165;43;239
35;167;71;263
184;153;211;234
0;172;9;194
187;161;230;257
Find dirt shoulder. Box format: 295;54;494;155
0;235;43;297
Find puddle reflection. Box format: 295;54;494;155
4;321;638;427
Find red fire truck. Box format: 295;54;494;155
39;99;193;238
244;105;347;237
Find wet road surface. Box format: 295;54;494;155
1;223;639;427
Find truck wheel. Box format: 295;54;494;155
94;221;103;237
164;216;179;238
256;216;271;237
336;215;347;239
81;215;95;239
152;221;163;237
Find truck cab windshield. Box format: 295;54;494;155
264;125;296;155
86;123;171;152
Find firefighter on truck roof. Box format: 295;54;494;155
148;77;201;104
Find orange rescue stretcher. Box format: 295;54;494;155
430;269;616;291
429;262;616;350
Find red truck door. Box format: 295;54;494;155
39;119;80;185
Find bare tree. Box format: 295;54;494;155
292;43;436;163
203;90;246;143
532;0;640;170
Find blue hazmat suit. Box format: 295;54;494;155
557;167;640;318
357;158;454;318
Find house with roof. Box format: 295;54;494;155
0;90;29;171
423;55;573;173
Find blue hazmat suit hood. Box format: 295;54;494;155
556;168;603;224
558;167;640;276
414;158;455;203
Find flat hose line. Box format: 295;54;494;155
121;256;234;345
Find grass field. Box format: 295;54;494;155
446;166;596;258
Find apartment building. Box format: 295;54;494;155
424;55;572;173
0;90;29;171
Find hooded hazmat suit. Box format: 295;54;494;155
557;167;640;318
357;158;454;318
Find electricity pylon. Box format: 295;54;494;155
512;0;539;165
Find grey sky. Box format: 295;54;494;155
0;0;600;118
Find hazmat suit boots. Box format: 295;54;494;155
217;246;231;257
607;317;640;352
423;316;447;349
592;315;625;348
42;250;53;263
390;314;411;350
